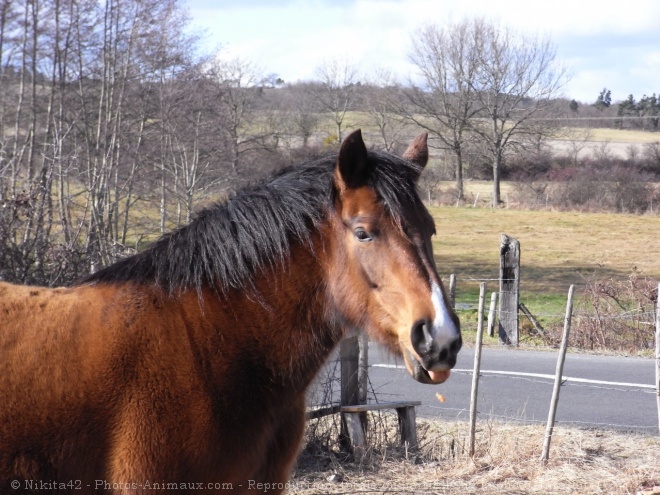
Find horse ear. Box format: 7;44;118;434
336;129;371;191
403;132;429;179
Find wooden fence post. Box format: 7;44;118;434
468;283;487;457
340;337;360;406
487;291;498;338
358;332;369;405
541;284;575;463
340;336;360;448
498;234;520;345
448;274;456;309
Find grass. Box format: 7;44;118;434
429;205;660;347
310;112;660;145
581;127;660;144
431;206;660;294
295;414;660;494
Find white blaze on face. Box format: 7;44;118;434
430;281;459;347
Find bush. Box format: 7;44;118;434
509;158;660;213
542;275;658;353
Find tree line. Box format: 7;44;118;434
0;0;657;286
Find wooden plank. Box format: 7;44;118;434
305;405;341;421
498;234;520;345
340;401;421;413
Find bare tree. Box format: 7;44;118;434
310;58;359;142
563;126;593;166
208;56;267;174
363;70;409;152
283;83;320;148
643;141;660;173
0;0;205;283
404;21;482;202
468;19;569;207
157;65;236;226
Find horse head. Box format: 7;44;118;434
327;130;462;384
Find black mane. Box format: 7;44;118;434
81;150;425;294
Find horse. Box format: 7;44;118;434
0;130;461;494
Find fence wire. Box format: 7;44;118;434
306;274;659;443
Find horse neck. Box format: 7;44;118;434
192;234;343;394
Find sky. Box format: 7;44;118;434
183;0;660;104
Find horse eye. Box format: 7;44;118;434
354;227;373;242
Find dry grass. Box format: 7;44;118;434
580;128;660;144
429;206;660;294
292;415;660;494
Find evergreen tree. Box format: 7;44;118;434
638;94;659;131
616;94;636;129
595;88;612;110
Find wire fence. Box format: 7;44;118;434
305;275;660;446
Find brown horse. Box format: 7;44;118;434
0;130;461;494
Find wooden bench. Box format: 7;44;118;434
340;401;421;460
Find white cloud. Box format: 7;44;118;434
185;0;660;102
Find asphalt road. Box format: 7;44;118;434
326;344;659;434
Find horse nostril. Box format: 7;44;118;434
412;321;462;370
411;319;433;354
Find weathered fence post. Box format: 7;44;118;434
498;234;520;345
487;291;498;338
358;332;369;406
655;283;660;435
541;284;575;463
340;336;360;448
468;283;487;457
340;337;360;406
448;274;456;309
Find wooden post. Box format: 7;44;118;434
356;331;369;444
541;285;575;463
358;332;369;405
487;291;498;338
341;401;421;461
396;405;418;452
498;234;520;345
340;336;360;448
343;412;366;462
340;336;360;406
448;274;456;309
519;302;545;336
655;283;660;435
468;283;486;457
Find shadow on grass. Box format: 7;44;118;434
438;255;642;297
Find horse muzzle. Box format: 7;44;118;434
407;318;462;384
